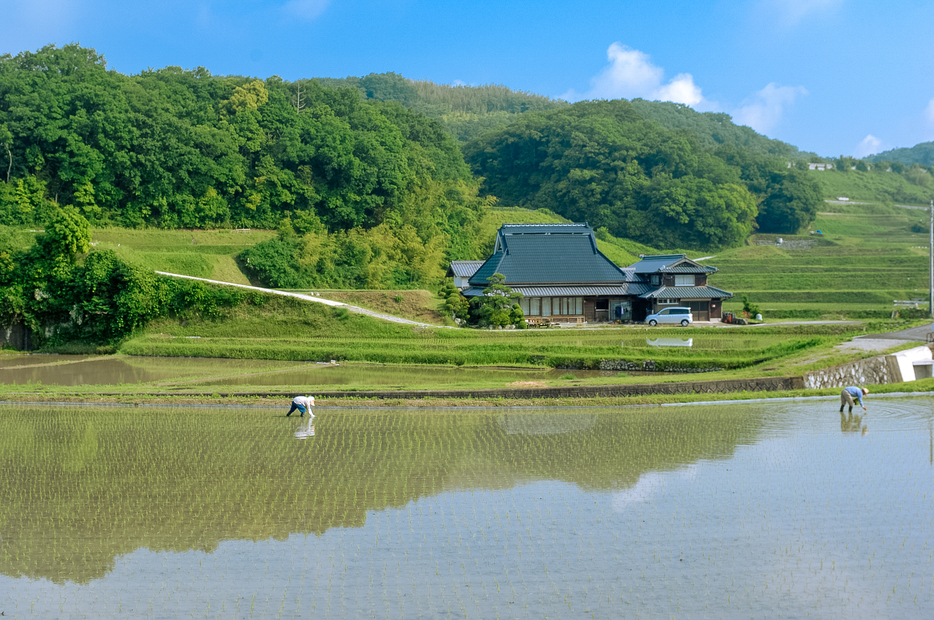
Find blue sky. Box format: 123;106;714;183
3;0;933;157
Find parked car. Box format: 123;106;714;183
645;307;693;327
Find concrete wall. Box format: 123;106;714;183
0;323;30;351
803;345;933;389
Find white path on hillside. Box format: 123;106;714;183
155;271;452;328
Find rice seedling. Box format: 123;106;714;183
2;399;932;616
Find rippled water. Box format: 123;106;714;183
1;398;932;618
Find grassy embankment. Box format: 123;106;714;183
90;227;277;285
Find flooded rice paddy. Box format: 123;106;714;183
1;398;933;618
0;354;643;389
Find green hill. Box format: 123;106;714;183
866;141;934;166
807;168;934;205
628;99;815;160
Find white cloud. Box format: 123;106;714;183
655;73;704;107
561;43;706;108
854;134;882;158
759;0;844;26
611;465;698;510
282;0;331;20
732;83;807;134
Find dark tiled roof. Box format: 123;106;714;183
468;224;626;287
446;260;485;278
499;223;592;236
640;285;733;299
660;263;718;274
619;268;640;282
631;254;687;274
630;254;717;274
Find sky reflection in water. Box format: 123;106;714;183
1;398;932;618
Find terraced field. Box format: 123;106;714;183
713;202;931;319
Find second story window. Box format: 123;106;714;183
651;275;661;286
674;275;694;287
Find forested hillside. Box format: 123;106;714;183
628;100;816;160
315;72;566;143
0;45;497;289
865;141;934;167
463;100;822;248
2;46;828;296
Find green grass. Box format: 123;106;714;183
110;295;877;377
90;227;276;284
708;202;933;319
808;168;933;204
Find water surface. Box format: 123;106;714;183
1;399;931;618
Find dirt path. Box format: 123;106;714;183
156;271;453;328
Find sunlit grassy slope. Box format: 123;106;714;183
808;168;932;204
713;202;930;318
88;200;927;322
91;228;277;284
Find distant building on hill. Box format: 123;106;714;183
450;224;732;324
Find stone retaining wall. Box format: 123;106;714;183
803;345;934;389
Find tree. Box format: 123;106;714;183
469;273;524;328
756;169;821;234
439;278;469;323
0;124;11;183
37;205;92;278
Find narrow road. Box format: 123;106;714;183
155;272;453;328
856;324;934;341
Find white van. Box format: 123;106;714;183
645;307;693;327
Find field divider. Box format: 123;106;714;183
2;375;805;400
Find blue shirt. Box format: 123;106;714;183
844;386;864;406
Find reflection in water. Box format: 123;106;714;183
0;355;302;386
1;401;933;618
498;412;596;435
840;411;868;435
646;337;693;347
294;416;316;439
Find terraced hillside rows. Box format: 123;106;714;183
714;202;931;319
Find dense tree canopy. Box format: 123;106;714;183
0;45;485;251
463;100;822;245
866;141;934;167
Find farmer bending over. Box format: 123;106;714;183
840;386;868;413
287;395;315;418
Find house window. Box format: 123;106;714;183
520;297;530;315
657;298;678;305
531;298;541;315
575;297;582;314
675;275;694;287
542;297;552;317
651;275;661;286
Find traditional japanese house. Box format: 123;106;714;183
456;224;732;323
